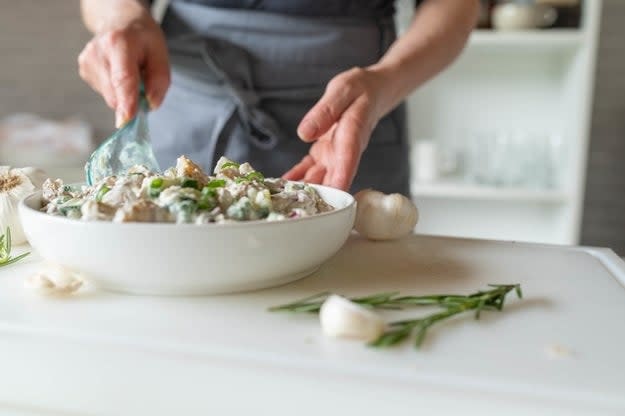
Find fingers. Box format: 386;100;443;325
328;96;372;190
78;43;117;110
77;21;171;127
108;36;140;127
143;38;171;109
303;165;326;184
297;71;361;142
283;155;314;181
283;156;327;185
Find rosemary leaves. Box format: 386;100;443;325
269;284;522;349
0;227;30;268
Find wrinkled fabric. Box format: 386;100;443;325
153;0;400;18
149;2;410;195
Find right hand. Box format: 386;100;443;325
78;17;171;127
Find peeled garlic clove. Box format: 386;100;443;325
24;274;57;293
319;294;385;342
24;262;83;295
353;189;419;241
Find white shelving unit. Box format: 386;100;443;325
396;0;602;245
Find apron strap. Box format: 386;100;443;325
196;37;283;149
157;1;287;150
166;33;289;150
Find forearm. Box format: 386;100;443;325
80;0;153;33
371;0;480;114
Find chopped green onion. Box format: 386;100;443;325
220;161;240;170
201;187;217;197
61;185;75;194
95;185;110;202
235;171;265;184
151;178;164;188
245;171;264;182
206;179;226;188
198;187;218;210
181;178;199;189
149;177;165;198
59;205;81;216
173;200;198;223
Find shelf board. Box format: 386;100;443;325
467;29;584;52
411;179;570;203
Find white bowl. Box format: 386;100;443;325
19;185;356;296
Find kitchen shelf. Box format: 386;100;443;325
395;0;601;245
467;29;584;52
411;179;569;203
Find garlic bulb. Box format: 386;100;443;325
24;262;83;295
353;189;418;241
319;294;385;342
0;166;46;244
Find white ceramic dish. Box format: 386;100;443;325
19;185;356;296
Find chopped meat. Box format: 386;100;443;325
176;155;209;186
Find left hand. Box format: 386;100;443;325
283;66;393;191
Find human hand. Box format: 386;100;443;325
78;16;170;127
284;67;394;191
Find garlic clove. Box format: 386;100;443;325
24;262;83;295
16;167;47;189
0;193;24;243
24;274;57;293
319;294;385;342
1;165;47;245
353;189;419;241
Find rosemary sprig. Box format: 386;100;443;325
269;284;522;349
0;227;30;268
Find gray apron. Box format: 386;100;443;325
149;2;410;195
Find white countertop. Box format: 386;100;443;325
1;234;624;416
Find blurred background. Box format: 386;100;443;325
0;0;623;252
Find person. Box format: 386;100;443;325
78;0;479;195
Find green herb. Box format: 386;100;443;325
245;171;264;182
58;198;83;217
151;178;164;188
95;185;110;202
206;179;226;189
149;177;164;198
269;284;522;350
181;178;199;189
220;161;240;170
198;187;218;210
61;185;75;194
235;171;265;184
0;227;30;268
226;198;252;220
172;200;197;223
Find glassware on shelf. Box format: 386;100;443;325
463;129;563;189
411;139;440;183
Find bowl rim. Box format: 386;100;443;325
19;183;356;230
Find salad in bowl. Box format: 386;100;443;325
19;156;356;295
41;156;334;224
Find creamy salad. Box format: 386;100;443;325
41;156;334;224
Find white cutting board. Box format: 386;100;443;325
0;234;624;416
